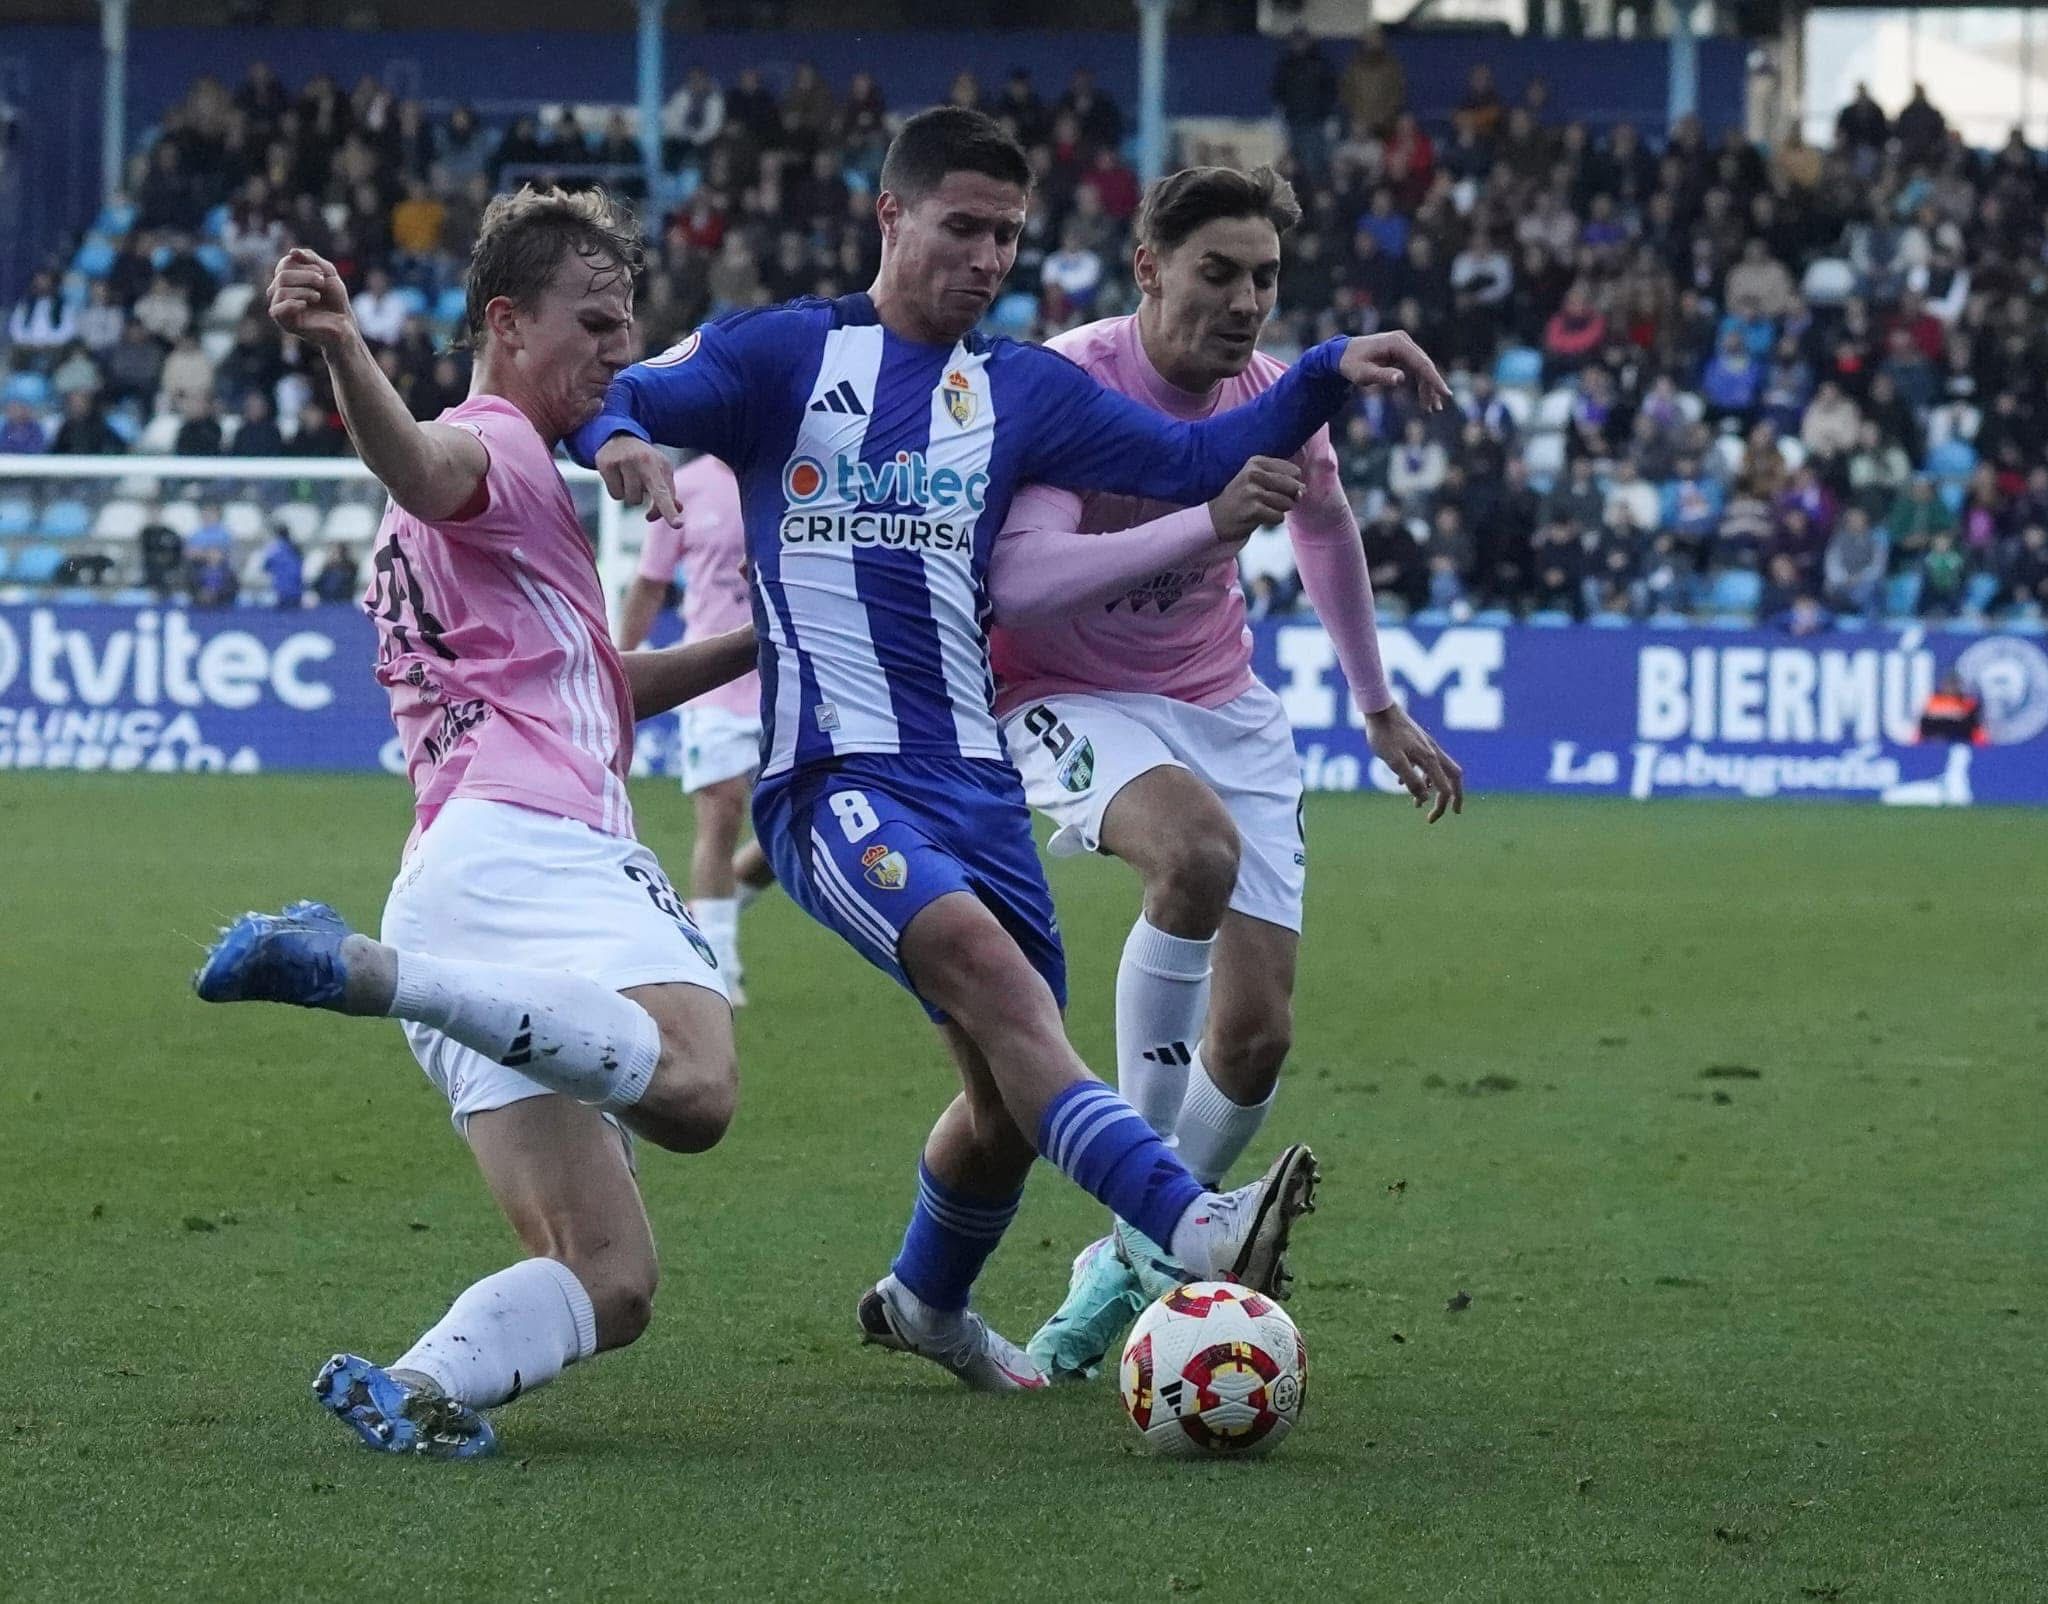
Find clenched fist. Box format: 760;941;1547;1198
1208;456;1305;543
267;247;359;352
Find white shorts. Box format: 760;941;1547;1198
678;705;762;795
381;797;726;1127
1000;683;1307;932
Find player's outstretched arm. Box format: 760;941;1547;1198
568;318;783;521
622;624;757;721
267;248;486;522
1019;331;1448;509
1281;427;1463;821
989;460;1303;626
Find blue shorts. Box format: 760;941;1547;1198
753;754;1066;1022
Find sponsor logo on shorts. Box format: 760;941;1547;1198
684;928;720;969
861;843;909;890
1056;737;1095;794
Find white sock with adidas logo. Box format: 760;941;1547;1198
386;950;661;1111
1114;916;1214;1136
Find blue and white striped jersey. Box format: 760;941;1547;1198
570;293;1352;781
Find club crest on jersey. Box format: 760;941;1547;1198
861;843;909;890
1056;738;1095;794
942;369;977;427
646;331;701;368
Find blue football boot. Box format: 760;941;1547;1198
312;1354;496;1461
193;900;353;1008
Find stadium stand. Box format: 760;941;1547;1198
2;38;2046;630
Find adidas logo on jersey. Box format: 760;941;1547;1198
809;381;867;416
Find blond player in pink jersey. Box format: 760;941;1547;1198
987;167;1465;1378
616;453;777;1001
193;189;756;1459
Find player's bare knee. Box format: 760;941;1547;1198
1208;1009;1292;1103
581;1264;658;1351
641;1032;739;1152
1153;826;1240;928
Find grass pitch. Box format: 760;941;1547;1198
1;775;2043;1602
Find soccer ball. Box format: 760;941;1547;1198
1118;1282;1307;1458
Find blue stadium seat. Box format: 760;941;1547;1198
1493;347;1544;390
202;204;232;240
1927;440;1975;509
1963;572;2001;615
435;285;468;324
1646;610;1692;628
41;499;93;540
194;243;234;281
149;242;175;270
13;545;64;584
986;291;1038;339
1409;607;1453;627
1884;573;1923;618
3;371;51;409
72;236;117;279
394;285;430;318
1588;610;1634;628
93;201;137;237
0;496;34;536
1706;569;1762;616
1470;608;1515;626
1525;609;1574;627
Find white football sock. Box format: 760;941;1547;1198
391;1258;598;1408
387;951;661;1112
693;897;740;981
1173;1054;1277;1187
1114;917;1214;1135
1165;1189;1239;1278
881;1271;963;1337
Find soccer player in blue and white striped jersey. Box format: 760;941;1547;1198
573;108;1448;1390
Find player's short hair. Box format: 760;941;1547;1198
1135;165;1303;255
879;107;1032;203
463;184;643;347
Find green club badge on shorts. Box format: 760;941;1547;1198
1056;738;1096;794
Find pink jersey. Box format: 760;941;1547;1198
991;314;1367;716
633;454;759;717
366;393;635;846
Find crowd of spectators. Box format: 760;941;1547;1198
3;39;2047;627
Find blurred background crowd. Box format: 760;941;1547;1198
4;30;2047;629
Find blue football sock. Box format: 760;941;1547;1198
1037;1080;1207;1250
890;1163;1024;1313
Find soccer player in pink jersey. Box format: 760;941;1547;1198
986;166;1466;1378
616;453;777;1001
192;189;756;1458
